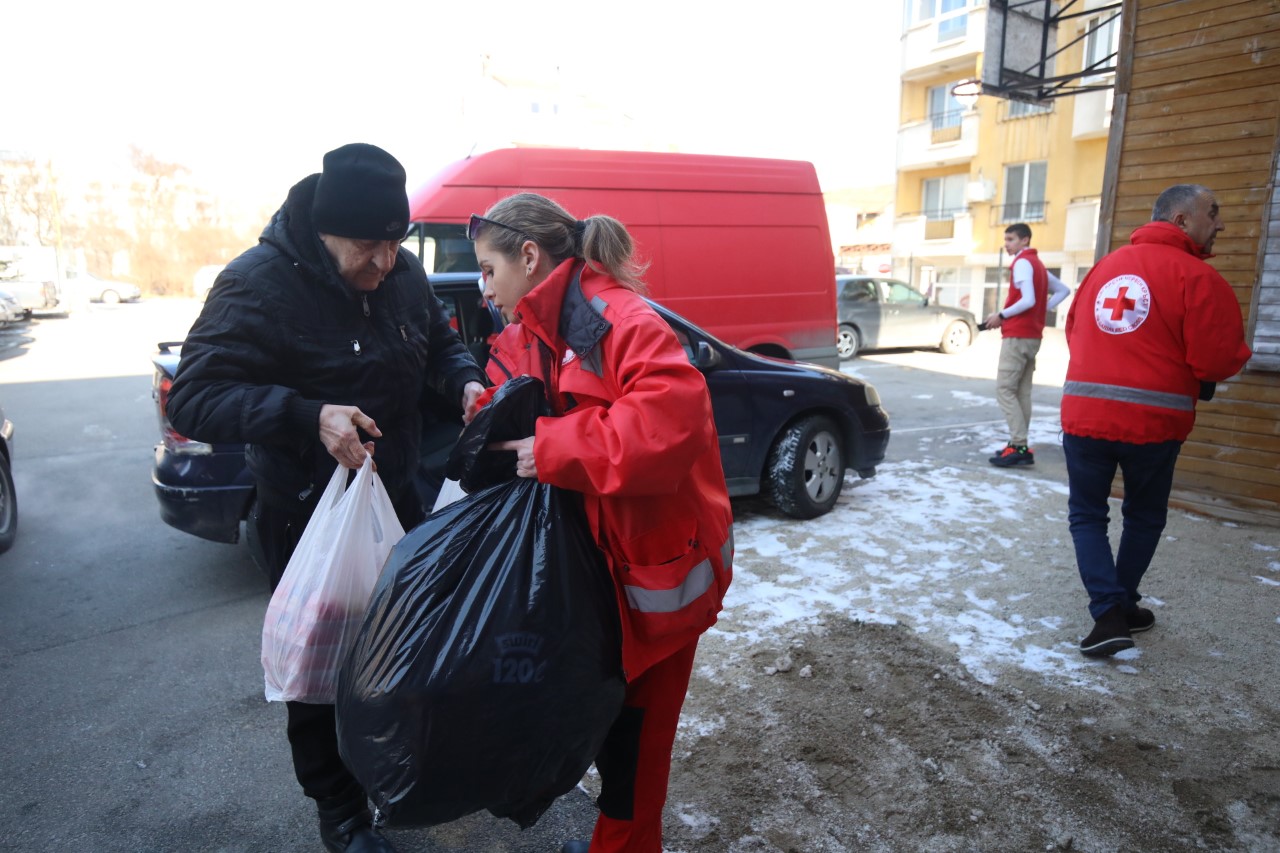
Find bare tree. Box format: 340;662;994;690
0;155;59;246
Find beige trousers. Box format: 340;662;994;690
995;336;1042;446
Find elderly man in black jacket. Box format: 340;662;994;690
168;143;486;853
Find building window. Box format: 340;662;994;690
922;174;967;239
1084;13;1120;78
937;0;969;42
927;83;965;130
983;266;1006;318
931;267;967;309
1046;267;1064;328
922;175;967;220
1001;162;1048;223
906;0;970;38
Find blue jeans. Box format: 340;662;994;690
1063;433;1182;620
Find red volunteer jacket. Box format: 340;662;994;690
1001;248;1049;339
1061;221;1251;443
481;260;734;680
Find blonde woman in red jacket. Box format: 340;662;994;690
467;193;734;853
1062;184;1251;658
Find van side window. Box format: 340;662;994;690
408;224;480;273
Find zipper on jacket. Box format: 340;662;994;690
399;324;408;341
351;339;362;356
361;294;370;317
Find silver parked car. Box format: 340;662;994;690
836;275;978;359
0;290;23;325
63;269;141;304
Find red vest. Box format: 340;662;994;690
1002;248;1049;339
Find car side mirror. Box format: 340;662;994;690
692;341;722;370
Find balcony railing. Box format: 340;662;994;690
893;209;975;260
899;208;969;241
929;109;964;143
990;201;1050;225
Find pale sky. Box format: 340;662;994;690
4;1;902;206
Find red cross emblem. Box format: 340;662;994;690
1093;275;1150;335
1103;286;1136;320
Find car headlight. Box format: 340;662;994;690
863;383;882;407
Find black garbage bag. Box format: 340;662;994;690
336;376;625;828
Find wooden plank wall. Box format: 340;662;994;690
1110;0;1280;524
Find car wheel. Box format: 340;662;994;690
836;324;860;360
0;453;17;554
765;415;844;519
939;320;972;354
101;290;121;304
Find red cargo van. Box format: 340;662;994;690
404;148;839;367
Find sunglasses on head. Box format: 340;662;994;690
467;213;526;242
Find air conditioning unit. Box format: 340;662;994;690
966;179;996;203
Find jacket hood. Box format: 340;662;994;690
1130;220;1214;260
258;174;348;287
257;173;413;300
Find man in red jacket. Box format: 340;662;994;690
984;223;1071;467
1061;184;1251;657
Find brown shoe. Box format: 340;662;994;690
1079;606;1134;657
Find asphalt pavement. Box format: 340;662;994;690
0;302;1071;852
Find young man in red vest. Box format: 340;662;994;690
1061;184;1251;656
984;223;1071;467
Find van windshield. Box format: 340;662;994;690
403;223;479;274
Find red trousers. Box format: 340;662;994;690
588;638;699;853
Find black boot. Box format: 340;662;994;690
318;803;397;853
560;843;591;853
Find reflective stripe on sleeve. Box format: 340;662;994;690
623;558;714;614
1063;380;1194;412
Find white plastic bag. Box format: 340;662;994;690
431;478;467;513
262;456;405;703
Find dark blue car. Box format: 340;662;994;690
151;273;890;560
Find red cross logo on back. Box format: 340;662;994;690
1093;275;1151;335
1103;287;1136;321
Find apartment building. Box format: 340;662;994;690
892;0;1119;324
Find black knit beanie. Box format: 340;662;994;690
312;143;410;240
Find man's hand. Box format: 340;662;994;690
319;404;381;468
489;436;536;478
462;381;486;425
984;311;1004;329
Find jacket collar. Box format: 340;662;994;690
514;259;613;359
1131;220;1215;260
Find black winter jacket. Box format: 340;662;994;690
166;174;486;511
